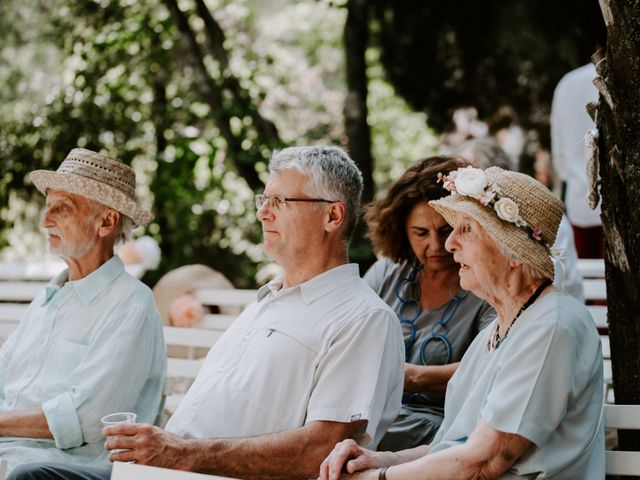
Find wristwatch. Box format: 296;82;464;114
378;466;389;479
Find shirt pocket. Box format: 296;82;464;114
229;323;320;423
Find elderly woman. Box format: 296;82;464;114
363;157;495;451
320;166;604;479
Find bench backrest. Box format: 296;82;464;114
604;404;640;476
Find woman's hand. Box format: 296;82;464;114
318;439;382;480
403;362;459;393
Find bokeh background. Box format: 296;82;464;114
0;0;605;287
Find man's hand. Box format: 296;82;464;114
103;423;192;470
318;439;382;480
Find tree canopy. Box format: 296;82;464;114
0;0;603;287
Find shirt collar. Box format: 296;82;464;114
44;269;70;304
48;256;125;306
257;264;360;305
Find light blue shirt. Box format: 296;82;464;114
431;292;604;479
0;256;166;472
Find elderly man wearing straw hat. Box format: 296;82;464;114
10;145;404;480
0;148;166;473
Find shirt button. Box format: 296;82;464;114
217;368;223;373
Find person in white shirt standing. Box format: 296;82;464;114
10;145;404;480
551;63;603;258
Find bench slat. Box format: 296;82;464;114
164;327;224;349
583;279;606;301
576;259;605;278
0;283;47;302
167;357;204;378
197;314;237;330
606;451;640;476
194;288;256;307
0;262;65;281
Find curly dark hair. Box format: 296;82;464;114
364;156;469;262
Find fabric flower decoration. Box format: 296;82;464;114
454;167;487;197
494;197;520;223
479;189;496;206
532;227;543;241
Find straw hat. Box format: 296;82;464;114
152;264;236;325
29;148;152;226
430;166;563;280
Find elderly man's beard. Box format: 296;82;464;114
46;227;98;260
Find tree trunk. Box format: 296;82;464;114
344;0;376;269
163;0;264;191
596;0;640;452
344;0;374;204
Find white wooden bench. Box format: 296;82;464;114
111;461;240;479
577;258;606;303
604;404;640;476
577;258;605;278
0;267;257;425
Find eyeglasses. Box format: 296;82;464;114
255;194;338;211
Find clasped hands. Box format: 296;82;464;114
318;439;383;480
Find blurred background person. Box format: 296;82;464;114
551;63;603;259
116;235;161;279
152;264;236;328
363;156;496;451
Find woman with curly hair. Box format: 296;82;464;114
363;156;495;451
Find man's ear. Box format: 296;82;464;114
325;202;346;233
97;209;121;238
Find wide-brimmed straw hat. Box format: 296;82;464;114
152;264;236;325
29;148;152;226
430;166;563;280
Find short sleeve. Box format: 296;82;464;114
305;308;404;447
363;259;392;295
481;315;575;446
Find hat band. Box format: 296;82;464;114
59;156;136;199
438;167;551;252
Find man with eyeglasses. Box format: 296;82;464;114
11;146;404;480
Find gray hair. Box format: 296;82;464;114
115;215;135;245
269;146;363;242
455;137;513;170
88;200;134;246
497;244;548;282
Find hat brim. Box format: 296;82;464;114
152;265;235;325
29;170;152;227
430;194;554;280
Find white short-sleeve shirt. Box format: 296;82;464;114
430;292;604;479
166;264;404;448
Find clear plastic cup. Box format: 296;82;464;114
101;412;136;453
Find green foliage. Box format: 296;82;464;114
369;0;606;143
0;0;441;285
0;0;271;286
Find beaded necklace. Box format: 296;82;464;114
488;278;552;351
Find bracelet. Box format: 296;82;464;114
378;466;389;480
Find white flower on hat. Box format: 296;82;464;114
494;197;520;223
454;167;487;197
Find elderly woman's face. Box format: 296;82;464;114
405;203;456;272
444;212;510;296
